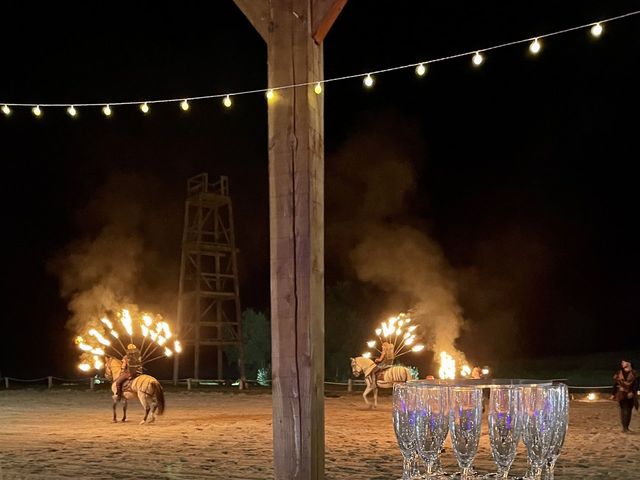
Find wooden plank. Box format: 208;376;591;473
233;0;269;41
312;0;348;44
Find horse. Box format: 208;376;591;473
350;356;412;408
104;356;165;424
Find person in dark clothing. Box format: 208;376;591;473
611;359;639;433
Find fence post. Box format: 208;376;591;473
90;377;95;391
187;378;192;391
347;378;353;393
47;376;53;389
4;377;9;389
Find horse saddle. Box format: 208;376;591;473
376;366;391;382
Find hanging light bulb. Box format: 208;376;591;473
102;105;112;117
265;89;275;101
415;63;427;76
590;23;603;38
32;105;42;117
67;105;77;117
180;99;189;111
223;95;232;108
363;73;374;88
1;105;10;116
314;82;322;95
472;52;484;67
529;38;542;54
140;102;150;114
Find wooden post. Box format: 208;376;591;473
347;378;353;392
234;1;346;478
4;377;8;389
90;377;95;390
187;378;192;391
47;376;53;389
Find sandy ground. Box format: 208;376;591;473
0;388;638;479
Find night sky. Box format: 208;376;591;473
1;2;639;378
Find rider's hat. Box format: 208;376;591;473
127;343;138;350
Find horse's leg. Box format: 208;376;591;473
373;383;378;408
122;398;128;422
362;377;373;408
112;397;118;423
140;393;151;425
149;394;158;423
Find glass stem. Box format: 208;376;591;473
461;466;473;479
531;466;543;480
402;456;412;480
497;466;510;479
548;461;556;480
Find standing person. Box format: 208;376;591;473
611;359;639;433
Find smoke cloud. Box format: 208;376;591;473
48;171;181;334
327;114;467;363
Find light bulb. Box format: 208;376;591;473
363;74;374;88
590;23;603;38
223;95;232;108
67;105;77;117
1;104;11;116
529;38;542;54
180;99;189;111
32;105;42;117
265;89;275;101
102;105;112;116
472;52;484;67
140;102;150;114
416;63;427;76
314;82;322;95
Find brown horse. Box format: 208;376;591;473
104;356;165;424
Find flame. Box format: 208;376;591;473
78;343;92;352
174;340;182;353
362;352;372;359
110;330;119;339
481;367;490;376
78;363;90;372
587;392;596;401
101;317;113;330
90;347;105;356
460;364;471;377
164;347;173;357
89;329;111;346
411;345;424;352
141;325;149;337
367;340;376;348
375;328;382;336
142;314;153;327
439;351;456;380
157;335;167;346
120;309;133;336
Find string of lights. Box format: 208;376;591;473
1;10;638;118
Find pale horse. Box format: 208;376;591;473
350;356;411;408
104;356;165;424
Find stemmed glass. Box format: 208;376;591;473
545;384;569;480
521;386;558;480
487;386;523;479
449;386;483;479
393;383;420;480
415;385;449;478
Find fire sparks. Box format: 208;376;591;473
362;312;424;362
74;307;180;372
460;364;472;377
587;392;597;401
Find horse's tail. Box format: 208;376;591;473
154;381;165;415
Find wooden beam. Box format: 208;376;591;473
233;0;269;42
312;0;348;44
267;2;325;477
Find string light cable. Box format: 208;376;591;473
0;10;637;115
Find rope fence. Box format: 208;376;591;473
0;375;623;396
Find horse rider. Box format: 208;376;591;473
371;340;395;379
115;344;143;401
